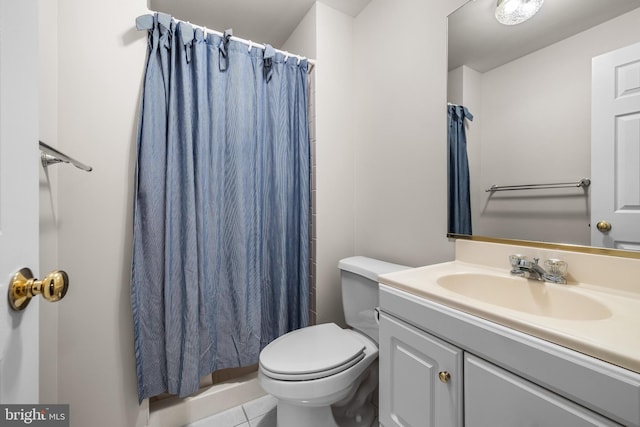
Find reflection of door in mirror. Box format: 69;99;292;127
447;0;640;248
592;42;640;251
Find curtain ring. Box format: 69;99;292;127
219;28;233;71
263;44;275;83
178;21;194;63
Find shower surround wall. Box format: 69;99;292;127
282;7;318;326
44;0;464;425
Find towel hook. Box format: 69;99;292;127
39;141;93;172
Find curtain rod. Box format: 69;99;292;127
145;11;316;70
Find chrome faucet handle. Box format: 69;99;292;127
509;254;527;275
544;259;568;278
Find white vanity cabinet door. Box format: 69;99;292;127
379;312;463;427
465;354;623;427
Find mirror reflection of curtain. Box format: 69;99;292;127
131;13;310;401
447;104;474;234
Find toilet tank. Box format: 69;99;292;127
338;256;411;343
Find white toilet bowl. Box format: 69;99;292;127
258;257;410;427
259;324;379;427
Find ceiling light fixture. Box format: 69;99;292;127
495;0;544;25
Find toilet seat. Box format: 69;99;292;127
260;323;366;381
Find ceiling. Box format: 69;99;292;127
147;0;640;72
148;0;371;48
449;0;640;73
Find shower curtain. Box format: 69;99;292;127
448;104;473;235
131;13;310;401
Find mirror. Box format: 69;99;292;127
447;0;640;251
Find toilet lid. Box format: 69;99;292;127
260;323;365;380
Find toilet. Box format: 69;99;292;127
258;256;410;427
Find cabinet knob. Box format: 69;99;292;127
596;220;612;232
438;371;451;383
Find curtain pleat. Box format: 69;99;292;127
131;13;310;401
448;104;473;235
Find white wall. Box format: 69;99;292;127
352;0;465;268
55;0;148;425
38;0;60;404
471;8;640;245
281;3;317;59
313;2;357;325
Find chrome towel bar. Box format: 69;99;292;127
486;178;590;192
39;141;93;172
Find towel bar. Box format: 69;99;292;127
486;178;590;192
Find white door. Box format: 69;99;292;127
0;0;40;402
592;42;640;251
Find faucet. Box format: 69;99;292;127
509;255;567;284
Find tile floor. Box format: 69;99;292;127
184;394;379;427
184;394;277;427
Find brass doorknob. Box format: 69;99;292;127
438;371;451;383
596;220;612;232
8;268;69;311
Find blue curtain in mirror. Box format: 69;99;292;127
131;13;310;401
448;104;473;235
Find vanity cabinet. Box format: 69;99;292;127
379;312;463;427
378;284;639;427
465;355;619;427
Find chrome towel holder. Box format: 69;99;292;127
39;141;93;172
486;178;590;192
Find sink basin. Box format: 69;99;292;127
436;273;612;321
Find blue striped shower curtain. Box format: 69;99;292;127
448;104;473;235
131;13;310;401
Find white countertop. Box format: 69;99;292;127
379;259;640;374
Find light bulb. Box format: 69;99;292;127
495;0;544;25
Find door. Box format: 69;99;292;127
0;0;40;402
591;42;640;250
379;312;463;427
